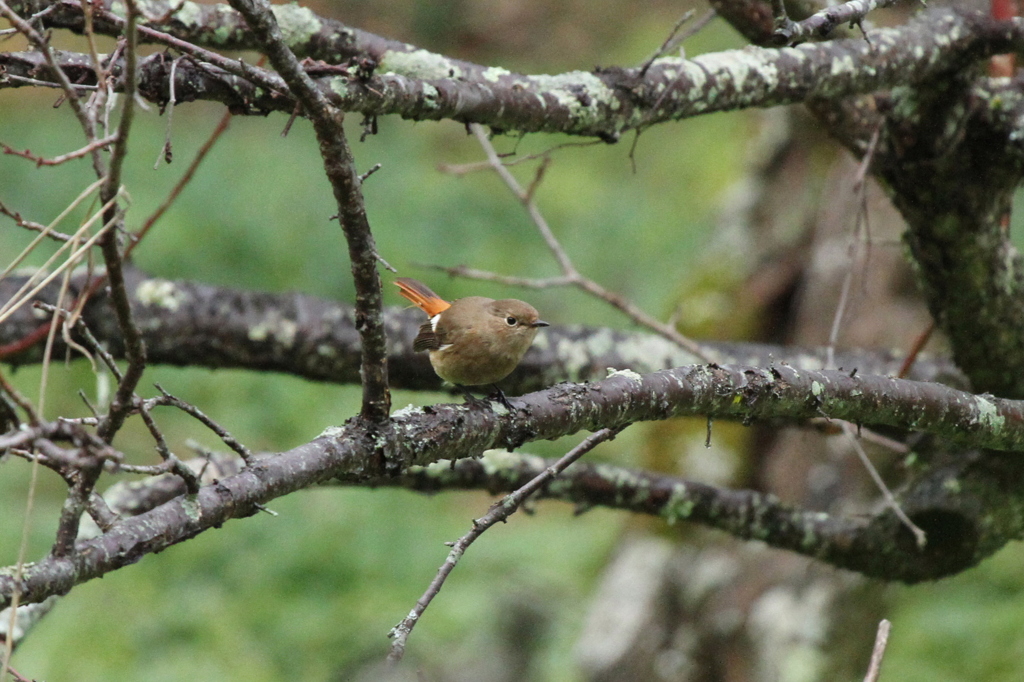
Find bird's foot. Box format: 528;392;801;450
456;385;516;412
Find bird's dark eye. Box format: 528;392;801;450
505;316;518;326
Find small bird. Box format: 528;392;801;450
395;277;548;408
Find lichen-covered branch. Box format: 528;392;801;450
4;362;1024;608
388;450;1009;582
858;68;1024;399
0;267;964;392
3;6;1023;138
705;0;1024;402
772;0;902;46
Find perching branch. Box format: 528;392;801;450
4;362;1024;609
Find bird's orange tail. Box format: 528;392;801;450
394;278;451;316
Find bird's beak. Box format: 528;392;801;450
532;320;550;328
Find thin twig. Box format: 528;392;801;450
775;0;895;45
94;8;290;99
66;307;121;379
357;163;382;183
452;124;713;362
0;177;107;285
96;0;149;444
80;0;108;100
151;384;255;464
809;418;910;453
825;125;881;370
387;425;627;663
2;664;31;682
153;56;181;169
0;73;98;89
897;322;935;379
418;264;573;289
1;135;118;167
0;199;121;325
840;421;926;547
2;245;70;674
137;399;201;493
863;619;891;682
438;140;600;176
0;0;103;174
638;10;696;77
0;368;39;425
131;107;232;256
627;9;718;169
0;202;74;243
226;0;391;422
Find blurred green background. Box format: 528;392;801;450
3;1;1024;680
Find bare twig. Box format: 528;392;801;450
226;0;391;422
438;140;600;176
357;162;382;183
825;123;881;370
66;307;121;379
637;10;717;77
1;135;118;166
0;177;107;285
840;421;926;547
774;0;898;45
863;619;891;682
149;384;255;465
137;399;201;493
131;107;232;256
90;8;291;99
451;123;712;362
897;322;935;379
0;73;98;89
2;664;31;682
0;198;120;326
0;369;39;425
639;10;695;76
0;0;104;174
387;425;627;663
153;56;181;169
0;202;74;243
2;245;71;676
96;0;149;444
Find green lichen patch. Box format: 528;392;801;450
135;279;191;312
662;482;695;524
271;4;323;47
378;49;462;80
248;314;298;346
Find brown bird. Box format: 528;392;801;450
395;277;548;408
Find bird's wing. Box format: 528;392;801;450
412;321;443;352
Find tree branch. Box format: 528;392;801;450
226;0;390;422
0;268;965;392
4;362;1024;608
3;8;1023;139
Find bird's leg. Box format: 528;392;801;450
455;385;515;411
456;385;492;409
487;385;516;411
